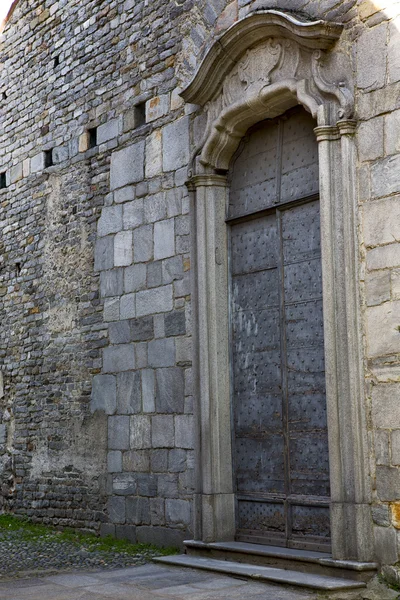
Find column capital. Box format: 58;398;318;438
186;174;228;191
337;119;357;136
314;125;340;142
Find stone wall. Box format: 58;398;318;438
1;0;400;560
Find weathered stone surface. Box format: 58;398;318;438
107;497;126;524
371;155;400;197
357;117;384;162
110;141;145;190
123;200;144;229
133;225;153;263
162;117;190;172
130;415;151;449
165;311;186;337
356;23;387;91
136;285;173;316
375;429;390;465
377;466;400;501
374;525;398;564
388;18;400;84
103;344;135;372
108;450;122;473
367;243;400;271
372;504;391;527
154;219;175;260
101;269;124;297
364;196;400;247
104;297;120;322
165;498;191;525
145;130;163;178
108;416;130;451
365;270;391;307
91;375;117;415
114;231;133;267
109;321;131;345
391;430;400;465
386;109;400;155
113;473;138;496
148;338;175;367
152;415;174;448
97;119;120;144
372;384;400;429
366;301;400;357
98;206;123;237
117;371;141;414
175;415;194;449
120;293;136;320
142;369;156;413
146;95;169;123
124;264;146;293
126;497;150;525
94;236;114;272
155;368;184;413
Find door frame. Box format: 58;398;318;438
184;10;374;561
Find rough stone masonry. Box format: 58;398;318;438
0;0;400;562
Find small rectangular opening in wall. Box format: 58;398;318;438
45;150;54;168
0;172;6;189
134;102;146;128
88;127;97;149
53;55;60;68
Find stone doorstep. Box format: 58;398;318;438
181;541;378;583
153;555;367;592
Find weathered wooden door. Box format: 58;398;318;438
229;108;330;551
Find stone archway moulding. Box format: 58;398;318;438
183;10;374;562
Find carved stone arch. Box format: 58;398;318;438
184;10;374;562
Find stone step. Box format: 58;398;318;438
153;555;367;592
183;540;378;582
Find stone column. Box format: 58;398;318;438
187;173;235;543
315;123;374;561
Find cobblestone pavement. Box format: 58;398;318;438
0;563;317;600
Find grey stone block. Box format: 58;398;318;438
148;338;175;368
31;152;45;173
136;526;186;549
97;118;119;144
133;225;153;263
108;415;130;450
165;311;186;337
0;424;7;445
120;293;136;320
104;297;120;322
175;415;194;449
107;450;122;473
375;429;390;465
107;496;126;524
356;23;387;91
163;116;190;171
144;193;166;223
94;236;114;272
123;450;150;472
113;473;137;495
124;264;146;293
371;155;400;198
145;130;162;178
372;384;400;428
91;374;117;415
126;497;150;525
130;415;151;449
114;231;133;267
151;449;168;473
376;466;400;501
136;474;158;497
154;219;175;260
150;498;165;526
98;206;123;237
166;498;191;526
146;94;169;122
103;344;135;372
136;285;173;317
152;415;174;448
135;342;148;369
142;369;155;413
391;430;400;465
52;146;69;164
157;474;179;498
147;261;162;288
100;269;124;298
110;141;145;190
162;256;183;284
168;449;186;472
100;523;116;538
117;371;141;414
372;504;391;527
129;316;154;342
115;185;135;204
155;368;184;413
374;525;398;564
115;525;137;543
366;271;391;307
154;314;165;338
174;273;190;298
109;321;131;345
136;182;149;198
123;199;143;229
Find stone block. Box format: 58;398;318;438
142;369;156;413
366;301;400;357
124;264;146;293
30;152;45;173
91;374;117;415
103;344;135;372
136;525;186;548
98;206;123;237
168;449;186;472
391;430;400;465
97;118;119;144
364;196;400;247
176;337;192;366
162;117;190;171
0;424;7;445
114;231;133;267
123;200;144;229
120;293;136;320
157;474;179;498
151;449;168;472
130;415;151;449
148;338;175;367
146;94;169;122
133;225;153;263
104;297;120;322
108;415;130;450
356;23;387;91
100;523;116;538
10;162;23;183
371;155;400;198
166;187;183;217
144;193;166;223
145;130;162;178
376;466;400;501
136;474;158;497
126;497;150;525
123;450;150;473
175;415;194;449
154;219;175;260
107;496;126;524
109;321;131;345
375;429;390;465
357;117;384;162
108;450;122;473
388;18;400;84
365;270;391;306
115;525;137;544
150;498;165;526
152;415;174;448
171;87;185;110
367;244;400;271
166;499;191;526
115;186;135;204
94;236;114;272
372;504;391;527
155;367;184;413
117;371;141;414
147;261;162;289
386;109;400;155
113;473;137;495
393;269;400;300
52;146;69;164
135;342;148;369
130;316;154;341
162;256;183;284
154;314;165;338
136;285;173;317
372;384;400;429
110;141;145;190
374;525;398;564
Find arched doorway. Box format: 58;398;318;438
228;108;330;551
